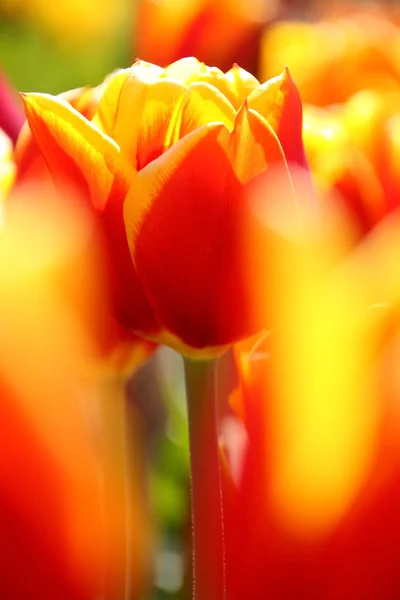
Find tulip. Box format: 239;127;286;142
303;88;400;237
20;57;310;357
224;184;400;599
260;7;400;106
16;83;103;186
0;68;24;143
136;0;281;75
0;191;152;599
15;82;156;377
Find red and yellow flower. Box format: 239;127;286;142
20;57;309;356
15;82;156;376
303;87;400;237
261;6;400;106
136;0;280;74
225;198;400;598
0;194;152;599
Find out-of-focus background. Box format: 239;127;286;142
0;0;132;92
2;1;400;599
2;0;396;94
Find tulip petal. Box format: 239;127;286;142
224;65;260;109
91;70;130;133
60;85;100;120
14;120;52;186
102;178;162;336
248;68;309;168
92;60;164;139
17;85;102;186
100;75;186;171
93;63;165;135
21;93;128;210
163;57;238;108
124;123;257;349
172;82;236;142
228;103;290;184
130;60;165;82
162;57;209;86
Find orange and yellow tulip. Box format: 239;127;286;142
303;88;400;237
261;6;400;106
225;194;400;599
19;57;310;356
15;83;156;377
136;0;280;74
16;83;103;187
0;192;152;599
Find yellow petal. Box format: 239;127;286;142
248;68;309;168
92;63;165;136
162;57;207;86
130;60;165;81
22;93;129;210
163;57;238;107
224;64;260;109
92;69;131;133
171;82;236;143
99;75;186;171
248;72;288;128
228;103;289;184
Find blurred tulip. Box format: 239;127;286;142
303;87;400;237
0;68;24;143
15;82;156;378
0;127;15;202
223;178;400;599
0;188;152;599
20;57;310;356
261;6;400;106
136;0;281;74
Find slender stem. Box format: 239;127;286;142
184;357;226;600
97;378;133;600
121;394;133;600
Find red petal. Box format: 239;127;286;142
124;123;259;349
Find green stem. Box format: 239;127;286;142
184;357;226;600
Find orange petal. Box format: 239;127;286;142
124;123;259;350
248;68;309;169
228;102;289;184
21;93;130;209
14;119;52;188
